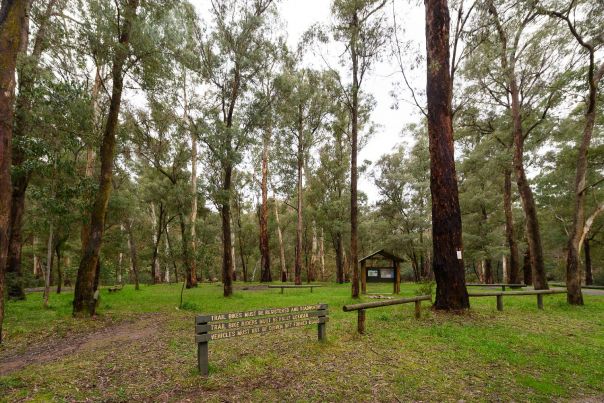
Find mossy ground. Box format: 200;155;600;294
1;283;603;402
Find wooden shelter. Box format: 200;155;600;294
360;249;405;294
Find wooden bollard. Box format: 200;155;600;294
496;294;503;311
414;300;421;319
358;309;366;334
537;294;543;310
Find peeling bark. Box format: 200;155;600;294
425;0;469;309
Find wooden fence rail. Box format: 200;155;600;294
466;283;525;291
342;295;431;334
468;289;566;310
268;285;322;294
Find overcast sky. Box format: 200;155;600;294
191;0;428;203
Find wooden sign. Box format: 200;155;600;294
195;304;328;375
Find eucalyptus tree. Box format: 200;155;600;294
307;106;352;283
248;40;285;283
0;0;30;343
125;96;198;288
74;0;183;315
539;0;604;304
73;0;141;316
330;0;389;298
196;0;277;297
469;0;569;290
425;0;469;309
274;67;336;285
7;0;66;301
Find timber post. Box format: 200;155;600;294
496;294;503;311
414;300;421;319
196;316;209;376
358;309;366;334
537;294;543;310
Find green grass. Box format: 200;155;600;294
1;283;603;402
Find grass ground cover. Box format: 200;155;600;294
1;283;603;402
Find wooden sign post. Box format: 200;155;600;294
195;304;328;375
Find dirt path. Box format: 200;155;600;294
0;313;163;376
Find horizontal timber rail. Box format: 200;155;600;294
468;289;566;311
343;295;431;334
268;285;322;294
550;282;604;290
466;283;525;291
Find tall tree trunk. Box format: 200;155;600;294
235;196;247;282
73;0;139;316
55;243;62;294
165;224;179;284
308;222;317;283
565;64;603;304
295;121;304;285
7;0;59;301
0;0;29;344
81;69;102;257
484;259;494;284
503;167;520;284
334;233;344;284
183;73;200;283
43;223;53;308
150;203;163;284
230;214;237;281
32;236;39;278
126;220;139;291
511;82;547;290
425;0;469;310
523;248;532;286
319;228;325;281
350;11;360;299
274;199;287;282
259;126;271;282
584;238;593;286
118;251;123;285
222;164;234;296
178;211;196;288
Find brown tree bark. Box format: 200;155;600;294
73;0;139;316
150;203;164;284
43;222;53;308
221;164;234;296
0;0;29;343
584;238;592;286
55;242;62;294
126;220;139;291
484;259;494;284
7;0;59;301
178;211;196;288
425;0;469;310
523;248;532;286
259;126;271;282
80;73;101;257
274;199;287;282
503;168;521;284
350;11;360;299
334;232;344;284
